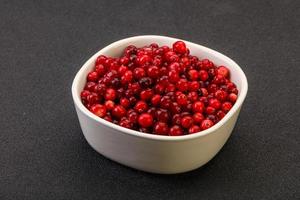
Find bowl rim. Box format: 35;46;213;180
72;35;248;141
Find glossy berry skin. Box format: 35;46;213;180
222;102;233;113
138;113;153;128
112;105;127;119
81;41;238;136
201;119;214;130
105;88;116;101
189;125;201;134
154;122;169;135
90;104;106;117
181;116;193;128
173;41;187;54
169;125;183;136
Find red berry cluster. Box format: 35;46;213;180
80;41;238;136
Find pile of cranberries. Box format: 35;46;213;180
80;41;238;136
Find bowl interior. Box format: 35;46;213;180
72;35;248;140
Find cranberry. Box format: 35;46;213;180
96;55;107;65
188;70;199;81
228;93;237;103
176;93;188;106
209;98;221;110
176;79;189;92
139;77;153;88
155;109;170;123
138;113;153;128
112;105;126;119
105;88;116;101
192;101;204;113
121;70;133;84
217;66;229;78
168;70;180;83
140;89;154;101
151;94;161;106
119;118;132;129
216;110;226;120
189;81;200;91
90;104;106;117
172;114;181;125
189;125;201;134
173;41;187;54
133;67;146;79
95;64;106;76
215;90;228;102
205;106;216;115
193;113;204;124
147;65;160;78
154;122;169;135
120;98;130;108
127;110;138;124
181;116;193;128
169;125;183;136
222;102;233;113
201;119;214;130
134;101;148;113
104;100;115;110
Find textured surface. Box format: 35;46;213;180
1;0;299;199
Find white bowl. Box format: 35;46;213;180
72;35;248;174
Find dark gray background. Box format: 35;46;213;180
1;0;299;199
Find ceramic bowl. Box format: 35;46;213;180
71;35;248;174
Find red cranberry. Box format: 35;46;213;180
176;79;188;92
222;102;233;113
133;67;146;79
193;113;204;124
112;105;126;119
127;111;138;124
119;118;132;129
205;106;216;114
160;95;172;109
209;98;221;109
172;114;181;125
216;110;226;120
147;65;160;78
140;89;154;101
181;116;193;128
173;41;187;54
189;81;200;91
121;70;133;84
151;94;161;106
188;70;199;81
138;113;153;128
120;98;130;108
228;93;237;103
90;104;106;117
217;66;229;78
169;125;183;136
139;77;153;88
154;122;169;135
96;55;107;65
105;88;116;101
215;90;228;102
95;64;106;76
134;101;148;113
176;93;188;106
104;100;115;110
189;125;201;134
192;101;205;113
155;109;170;123
168;70;180;83
201;119;214;130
